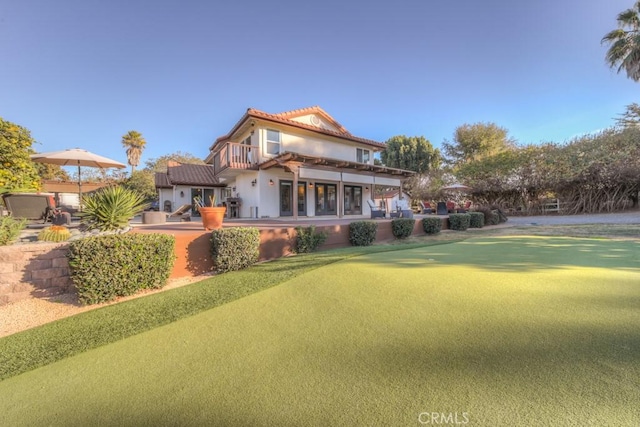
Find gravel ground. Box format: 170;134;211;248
2;211;638;338
0;275;207;338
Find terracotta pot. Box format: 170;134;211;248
199;207;226;230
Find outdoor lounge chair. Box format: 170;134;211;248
446;201;456;213
2;193;71;225
420;201;433;214
396;199;414;219
436;201;448;215
167;204;192;221
367;199;385;219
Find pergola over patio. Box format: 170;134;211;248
260;152;415;219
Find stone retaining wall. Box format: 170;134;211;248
0;243;73;305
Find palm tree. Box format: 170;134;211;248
602;0;640;81
121;130;146;174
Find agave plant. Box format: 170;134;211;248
81;186;148;231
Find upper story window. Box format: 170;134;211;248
356;148;370;163
266;130;281;155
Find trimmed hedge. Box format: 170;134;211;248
68;233;175;305
294;225;328;253
448;213;471;231
349;221;378;246
422;217;442;234
391;218;415;239
211;227;260;273
469;212;485;228
476;206;500;226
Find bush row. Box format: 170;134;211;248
210;227;260;273
68;234;175;305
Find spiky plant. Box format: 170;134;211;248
0;216;26;245
38;225;71;242
81;186;148;231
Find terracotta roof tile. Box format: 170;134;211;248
156;164;222;187
211;106;385;150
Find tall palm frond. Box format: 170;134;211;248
121;130;147;174
602;0;640;81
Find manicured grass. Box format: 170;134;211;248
0;241;453;381
0;236;638;426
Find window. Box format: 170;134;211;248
266;129;281;155
356;148;370;163
344;186;362;215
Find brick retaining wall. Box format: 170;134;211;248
0;243;73;305
1;217;449;306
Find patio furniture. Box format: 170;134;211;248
458;201;472;213
446;201;456;213
167;204;192;221
2;193;71;225
419;201;433;214
367;200;385;219
436;201;448;215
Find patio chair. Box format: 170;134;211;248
419;201;433;214
446;201;456;213
436;201;448;215
457;201;472;213
167;204;192;221
367;199;385;219
2;193;71;225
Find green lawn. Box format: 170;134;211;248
1;236;639;426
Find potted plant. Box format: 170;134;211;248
194;195;226;230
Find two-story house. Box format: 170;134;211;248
204;106;414;219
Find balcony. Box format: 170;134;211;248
213;142;258;178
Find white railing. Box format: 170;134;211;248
214;142;258;173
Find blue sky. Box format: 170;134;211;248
1;0;636;170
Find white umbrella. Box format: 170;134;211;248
441;183;472;191
30;148;126;207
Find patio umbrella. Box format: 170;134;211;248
441;183;472;191
30;148;126;207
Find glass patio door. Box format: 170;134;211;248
315;183;337;215
280;181;306;216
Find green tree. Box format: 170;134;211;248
602;1;640;81
442;122;516;166
380;135;441;173
122;170;157;201
35;163;70;181
121;130;147;174
615;102;640;128
0;117;41;193
144;151;205;172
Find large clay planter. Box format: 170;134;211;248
199;206;226;230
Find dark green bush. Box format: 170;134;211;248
422;217;442;234
349;221;378;246
68;233;175;305
391;218;415;239
469;212;485;228
448;213;471;231
211;227;260;273
476;206;499;226
0;216;26;245
294;225;329;253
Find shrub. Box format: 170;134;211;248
68;233;175;305
81;186;148;231
391;218;415;239
422;217;442;234
476;206;499;226
0;216;26;245
294;225;329;253
469;212;485;228
211;227;260;273
448;213;471;231
349;221;378;246
37;225;71;242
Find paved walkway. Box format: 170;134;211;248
507;211;640;226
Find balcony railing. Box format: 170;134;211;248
214;142;258;174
